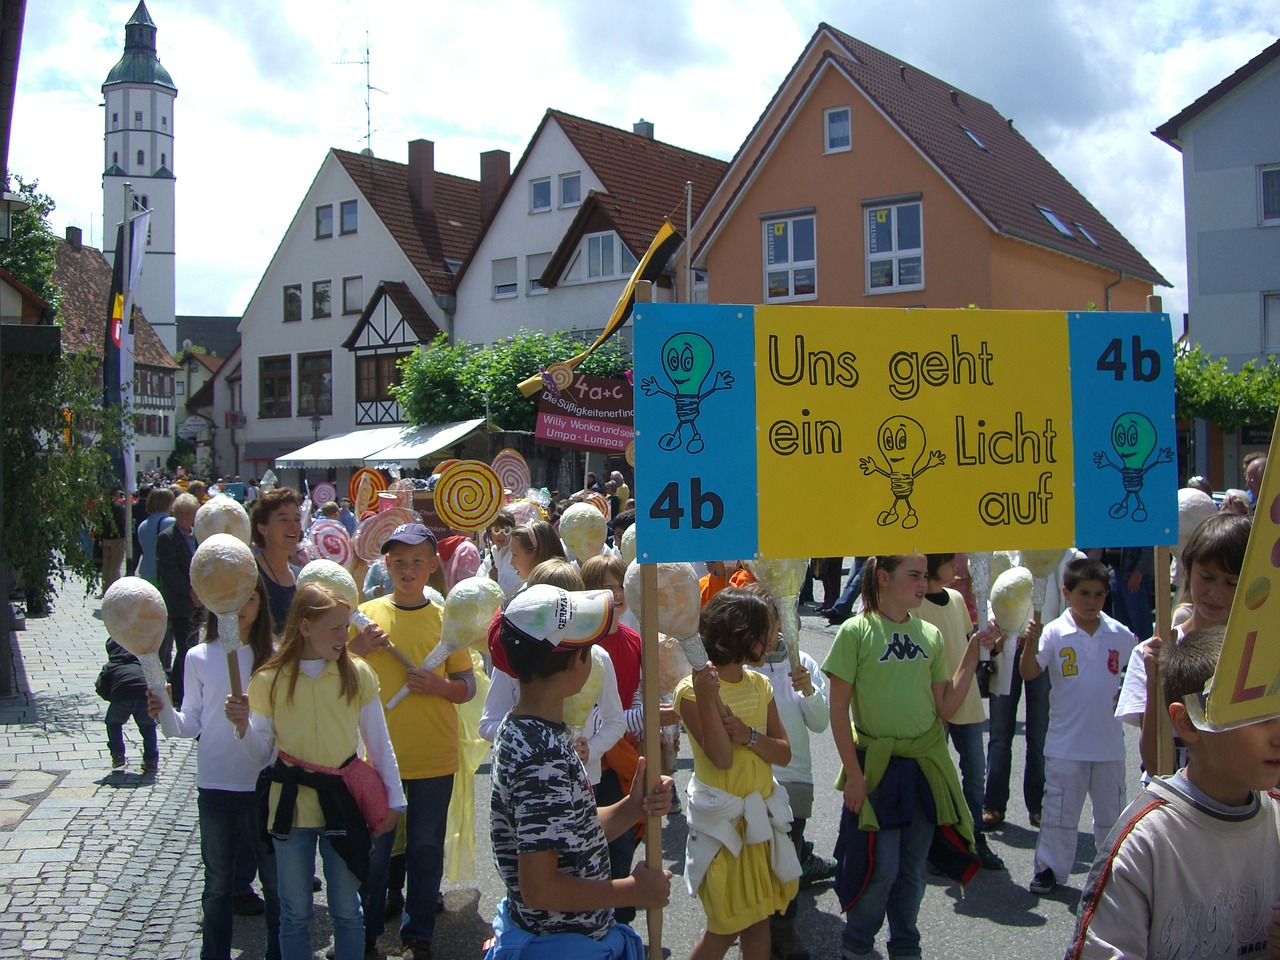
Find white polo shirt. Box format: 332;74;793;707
1036;609;1136;762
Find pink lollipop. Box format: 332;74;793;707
311;520;354;569
353;507;415;563
312;482;337;506
491;448;531;497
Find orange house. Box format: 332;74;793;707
684;24;1168;312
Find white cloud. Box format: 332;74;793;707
8;0;1277;326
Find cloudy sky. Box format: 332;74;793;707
9;1;1277;328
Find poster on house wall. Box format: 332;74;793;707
534;372;634;454
632;304;1176;562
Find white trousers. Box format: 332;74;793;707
1033;756;1127;881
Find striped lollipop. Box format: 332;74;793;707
353;507;414;562
348;468;387;505
491;448;531;497
434;460;503;532
310;519;354;569
584;491;610;519
312;482;337;506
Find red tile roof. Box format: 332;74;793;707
1154;38;1280;149
333;149;482;297
53;237;177;368
190;352;224;373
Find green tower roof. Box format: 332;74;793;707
103;1;176;92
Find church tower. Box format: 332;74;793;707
102;0;177;354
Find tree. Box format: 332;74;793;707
1;175;118;605
1174;342;1280;431
395;330;631;432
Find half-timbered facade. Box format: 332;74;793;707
342;281;441;425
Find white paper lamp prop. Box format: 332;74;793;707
989;566;1034;698
296;559;417;671
563;646;607;738
194;495;251;545
189;534;260;700
387;576;504;710
623;560;707;668
560;502;606;560
619;524;637;566
748;557;813;695
1021;549;1067;615
102;577;180;737
967;552;993;667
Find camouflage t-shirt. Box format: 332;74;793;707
490;714;613;938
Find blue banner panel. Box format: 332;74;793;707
632;303;759;562
1068;312;1177;547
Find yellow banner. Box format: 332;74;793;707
753;307;1075;556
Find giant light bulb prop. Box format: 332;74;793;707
989;566;1033;697
102;577;180;736
189;534;260;699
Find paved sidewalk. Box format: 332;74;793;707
0;577;205;960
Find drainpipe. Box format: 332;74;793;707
1104;270;1125;311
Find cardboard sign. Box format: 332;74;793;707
633;304;1176;562
535;372;634;453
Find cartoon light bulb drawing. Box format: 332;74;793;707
1093;411;1172;521
859;415;945;529
640;332;734;454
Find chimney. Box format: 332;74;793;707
479;149;511;223
633;118;654;139
408;139;436;217
65;225;82;249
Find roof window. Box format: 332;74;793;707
961;126;986;150
1035;204;1075;239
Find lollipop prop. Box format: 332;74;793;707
193;495;251;545
563;647;607;738
748;557;813;695
989;566;1034;698
102;577;179;736
387;577;504;710
190;534;260;699
1021;549;1066;618
560;501;606;560
297;559;415;671
434;460;503;532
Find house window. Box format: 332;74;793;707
530;178;551;213
866;201;923;293
283;284;302;322
134;110;142;126
961;126;986;150
1262;165;1280;224
339;199;358;234
316;204;333;238
297;352;333;416
177;381;185;396
312;280;332;318
1036;204;1075;238
693;269;709;304
824;107;851;153
444;259;461;276
258;356;291;419
493;258;518;298
585;232;638;280
560;173;581;207
343;276;363;314
527;253;551;294
357;353;405;403
160;153;166;167
136;149;145;167
112;151;118;165
1265;294;1280;353
1073;221;1101;247
763;214;817;301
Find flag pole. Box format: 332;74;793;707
122;182;135;564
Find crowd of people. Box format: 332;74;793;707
89;459;1280;960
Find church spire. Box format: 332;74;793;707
104;1;176;92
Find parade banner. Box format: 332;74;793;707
1207;406;1280;729
633;305;1176;562
535;372;634;453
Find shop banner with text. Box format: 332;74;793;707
633;305;1175;562
535;372;634;453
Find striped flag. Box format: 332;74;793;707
103;210;150;493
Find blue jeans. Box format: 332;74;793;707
1111;570;1153;641
947;721;986;840
105;699;158;765
841;794;933;959
274;827;364;960
983;652;1049;817
363;774;453;947
198;788;280;960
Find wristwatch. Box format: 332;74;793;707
746;728;759;748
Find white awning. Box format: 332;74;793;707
273;426;409;469
363;418;488;469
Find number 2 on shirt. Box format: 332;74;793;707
1059;647;1078;677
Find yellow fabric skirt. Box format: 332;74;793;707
697;818;799;935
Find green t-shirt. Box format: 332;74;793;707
821;611;947;740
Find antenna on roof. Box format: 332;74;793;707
335;28;386;155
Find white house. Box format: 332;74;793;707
236;140;495;476
451;111;727;348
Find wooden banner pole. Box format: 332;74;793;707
1149;294;1175;776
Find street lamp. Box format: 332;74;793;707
310;413;323;442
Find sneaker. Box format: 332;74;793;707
799;851;837;889
975;836;1005;871
142;760;158;773
1029;868;1056;895
111;755;126;771
841;948;879;960
770;924;811;960
231;891;265;916
401;939;432;960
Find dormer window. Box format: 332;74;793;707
825;107;851;153
1036;204;1075;238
